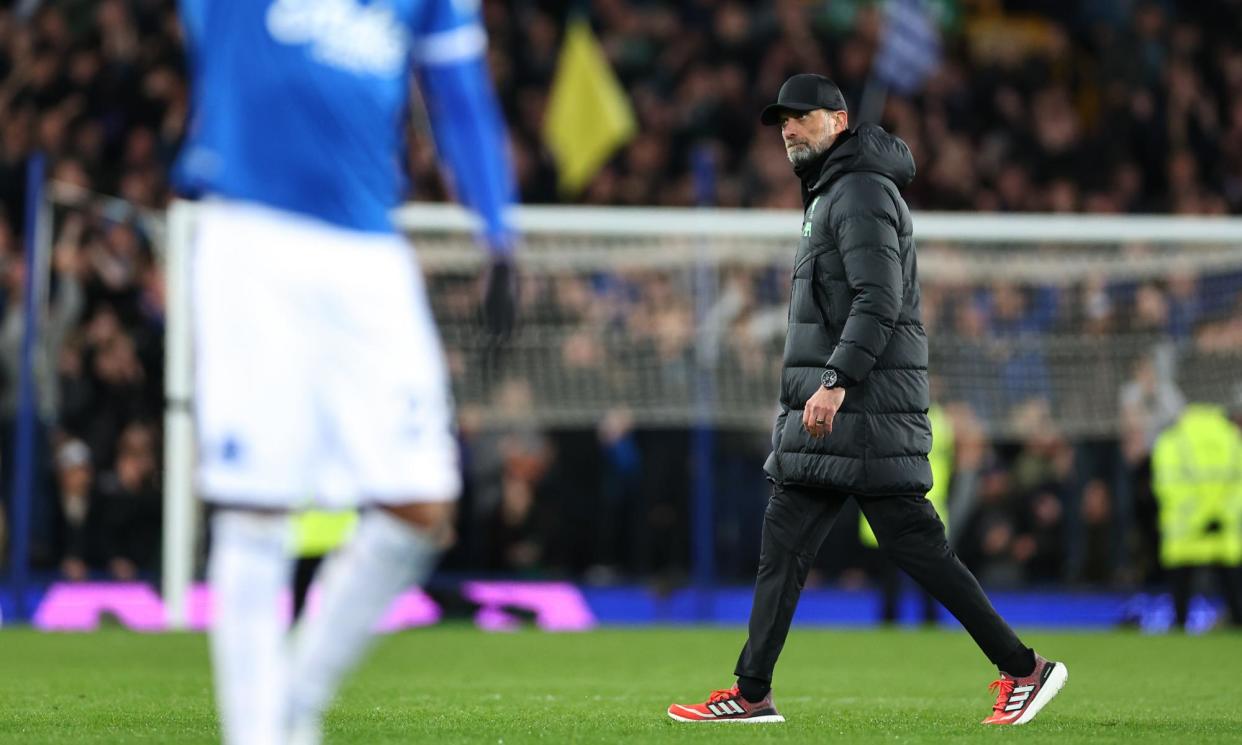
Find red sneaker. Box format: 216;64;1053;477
667;685;785;724
981;654;1068;725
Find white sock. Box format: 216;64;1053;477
207;510;293;745
286;508;442;734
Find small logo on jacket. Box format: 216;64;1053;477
802;195;821;237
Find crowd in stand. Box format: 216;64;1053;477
0;0;1240;588
477;0;1242;216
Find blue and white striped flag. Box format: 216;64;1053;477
873;0;942;95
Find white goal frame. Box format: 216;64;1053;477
159;201;1242;628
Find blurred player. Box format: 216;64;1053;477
174;1;517;743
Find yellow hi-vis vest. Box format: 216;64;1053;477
1151;404;1242;568
292;509;358;559
861;404;953;547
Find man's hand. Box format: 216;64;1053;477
803;385;845;439
481;255;518;342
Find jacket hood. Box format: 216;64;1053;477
799;123;916;199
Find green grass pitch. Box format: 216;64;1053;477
2;625;1240;744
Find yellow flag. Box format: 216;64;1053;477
543;18;637;196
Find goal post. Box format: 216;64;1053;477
138;201;1242;627
161;200;197;630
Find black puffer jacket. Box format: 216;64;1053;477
762;123;932;496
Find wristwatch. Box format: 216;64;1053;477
821;367;839;390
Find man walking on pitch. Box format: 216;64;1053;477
667;74;1067;726
175;1;517;743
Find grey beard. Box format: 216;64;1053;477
786;140;828;166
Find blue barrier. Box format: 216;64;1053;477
0;582;1231;633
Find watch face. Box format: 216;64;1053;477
822;369;837;388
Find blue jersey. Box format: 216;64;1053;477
176;0;515;248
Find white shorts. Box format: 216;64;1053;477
192;200;460;509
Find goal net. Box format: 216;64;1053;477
35;192;1242;627
400;204;1242;440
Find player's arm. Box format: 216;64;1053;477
412;7;516;254
412;2;518;338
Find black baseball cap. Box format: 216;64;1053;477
760;74;848;126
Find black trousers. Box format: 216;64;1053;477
735;483;1026;685
1168;564;1242;628
873;550;939;625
